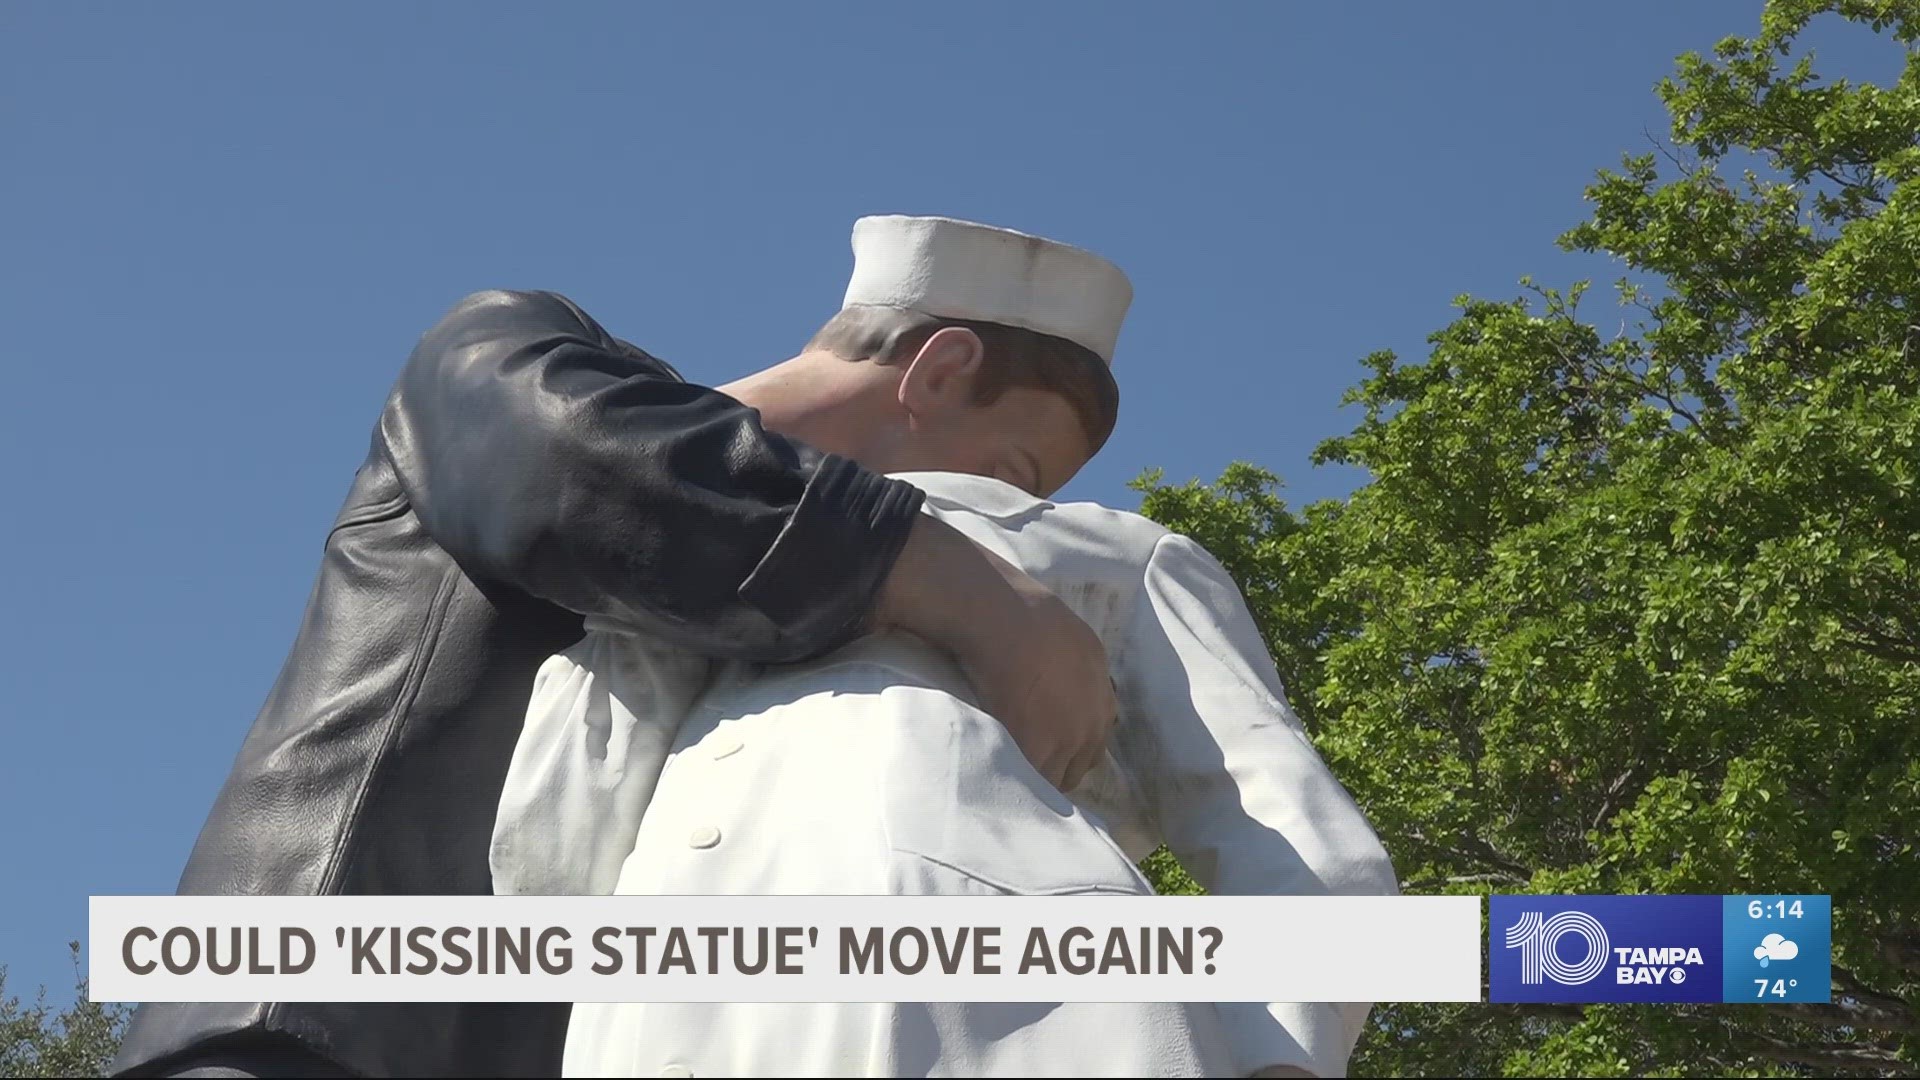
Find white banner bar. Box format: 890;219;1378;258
90;895;1481;1003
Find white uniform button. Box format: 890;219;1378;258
709;734;743;760
688;825;722;849
659;1064;694;1078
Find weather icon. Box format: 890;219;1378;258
1754;933;1800;968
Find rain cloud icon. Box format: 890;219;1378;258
1754;933;1800;968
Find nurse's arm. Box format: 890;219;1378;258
1115;534;1400;1080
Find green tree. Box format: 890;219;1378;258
0;944;129;1078
1139;1;1920;1074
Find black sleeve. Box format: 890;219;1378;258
379;288;926;662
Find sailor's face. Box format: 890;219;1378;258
886;384;1091;498
958;386;1090;497
831;325;1098;497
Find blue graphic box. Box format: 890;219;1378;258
1490;895;1722;1003
1721;895;1831;1003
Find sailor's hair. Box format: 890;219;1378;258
806;304;1119;455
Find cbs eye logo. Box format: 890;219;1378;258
1504;911;1610;986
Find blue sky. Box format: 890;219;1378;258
0;3;1901;1000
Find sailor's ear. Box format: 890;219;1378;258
897;327;985;416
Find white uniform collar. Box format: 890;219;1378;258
887;470;1048;520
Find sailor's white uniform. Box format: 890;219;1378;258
491;471;1399;1078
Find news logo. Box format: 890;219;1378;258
1491;895;1720;1003
1502;910;1611;986
1490;894;1831;1004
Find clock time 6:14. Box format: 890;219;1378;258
1748;899;1805;919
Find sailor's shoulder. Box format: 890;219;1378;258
1043;496;1170;537
891;473;1176;586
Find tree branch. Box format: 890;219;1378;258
1834;965;1919;1017
1404;827;1530;877
1443;872;1530;886
1592;766;1641;832
1749;1042;1908;1072
1836;614;1920;664
1778;1002;1920;1036
1814;165;1890;207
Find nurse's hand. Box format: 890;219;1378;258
875;515;1117;790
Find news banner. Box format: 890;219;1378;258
87;894;1831;1005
